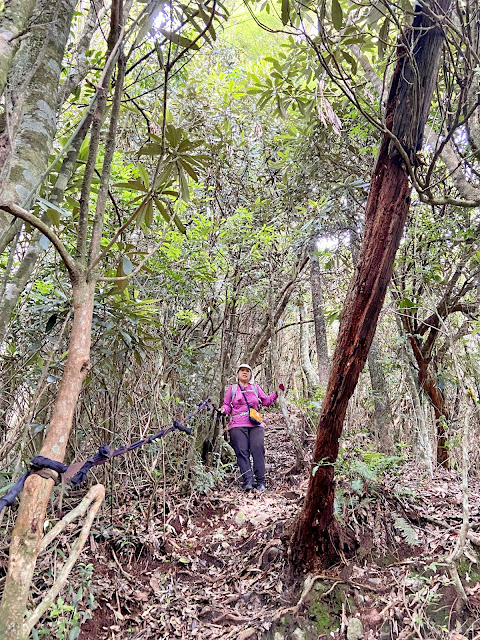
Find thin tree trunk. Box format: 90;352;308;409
299;301;319;391
396;318;434;476
367;331;394;453
0;281;94;638
309;238;329;387
419;360;449;465
270;262;304;471
396;306;450;465
290;0;450;570
246;255;308;366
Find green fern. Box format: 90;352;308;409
393;514;420;546
350;459;378;483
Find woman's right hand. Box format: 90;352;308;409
219;407;227;414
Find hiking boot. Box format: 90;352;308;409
243;480;254;491
256;483;266;492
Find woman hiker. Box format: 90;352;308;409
220;364;284;492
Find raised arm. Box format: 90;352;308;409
257;386;278;407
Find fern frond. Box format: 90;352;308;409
393;514;420;546
351;459;378;483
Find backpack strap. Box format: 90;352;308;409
231;383;261;410
230;384;237;409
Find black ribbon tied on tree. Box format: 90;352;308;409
0;397;214;514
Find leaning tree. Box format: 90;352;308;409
288;0;453;567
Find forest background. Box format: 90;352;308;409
0;0;480;638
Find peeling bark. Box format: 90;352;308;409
290;0;451;570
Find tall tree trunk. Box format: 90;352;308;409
0;281;94;639
367;331;394;453
396;318;434;476
0;0;76;344
290;0;450;570
0;0;37;97
309;240;330;388
299;301;319;392
418;359;449;465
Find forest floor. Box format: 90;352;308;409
58;408;480;640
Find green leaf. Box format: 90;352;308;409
393;515;420;546
37;196;70;218
154;198;186;234
281;0;290;25
342;50;357;74
331;0;343;30
122;256;134;275
154;164;173;189
138;143;162;156
179;159;199;181
46;208;61;227
69;627;81;640
115;260;129;292
378;17;389;59
114;179;148;191
398;297;418;312
45;314;58;333
165;124;183;148
159;29;200;50
137;164;150;189
135;202;147;229
39;234;50;250
177;164;189;201
367;1;386;25
144;198;154;227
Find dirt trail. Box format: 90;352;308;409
74;410;480;639
79;409;307;639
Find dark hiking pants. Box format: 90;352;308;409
229;426;265;487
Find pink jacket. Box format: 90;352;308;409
222;383;278;429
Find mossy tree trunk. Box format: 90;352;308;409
299;300;319;392
309;238;329;388
0;0;76;344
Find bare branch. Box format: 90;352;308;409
0;202;78;280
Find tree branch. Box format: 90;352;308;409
0;203;78;280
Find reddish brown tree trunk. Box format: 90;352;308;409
290;0;451;570
397;311;450;465
418;360;449;465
